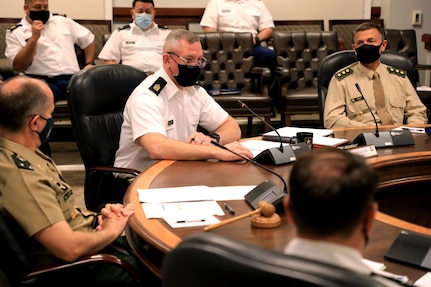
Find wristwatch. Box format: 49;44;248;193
208;132;220;143
254;36;261;45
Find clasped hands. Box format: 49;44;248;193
94;203;135;232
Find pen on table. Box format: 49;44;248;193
176;219;206;223
224;203;235;215
402;127;424;132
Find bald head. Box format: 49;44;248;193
0;76;53;131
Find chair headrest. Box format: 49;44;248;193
162;233;403;287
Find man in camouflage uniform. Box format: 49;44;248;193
0;76;159;286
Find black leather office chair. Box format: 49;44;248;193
0;209;143;287
317;50;417;127
67;64;147;212
195;32;273;136
162;233;404;287
273;30;339;126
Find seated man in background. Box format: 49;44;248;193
98;0;171;73
200;0;275;71
283;148;380;276
0;76;159;287
324;22;427;128
114;29;253;173
5;0;96;103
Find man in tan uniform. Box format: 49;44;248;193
0;76;158;286
324;22;427;128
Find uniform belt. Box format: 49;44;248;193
26;74;73;81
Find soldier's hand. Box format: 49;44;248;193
31;20;44;40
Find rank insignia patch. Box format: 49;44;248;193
149;77;167;95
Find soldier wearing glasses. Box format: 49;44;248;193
114;29;252;173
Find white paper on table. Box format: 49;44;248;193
138;185;256;203
208;185;256;200
392;126;425;134
137;185;211;203
362;259;386;271
417;86;431;92
163;215;220;229
263;126;334;138
313;136;350;147
415;272;431;287
142;200;225;219
240;139;289;158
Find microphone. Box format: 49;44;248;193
238;100;284;152
237;100;309;165
211;140;288;192
352;83;414;148
355;83;379;137
211;140;287;212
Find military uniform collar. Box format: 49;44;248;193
131;21;159;34
0;137;58;171
156;67;199;99
357;61;384;80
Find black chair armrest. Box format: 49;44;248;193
23;254;143;286
90;166;141;177
251;66;271;79
250;66;271;94
276;66;291;84
416;64;431;70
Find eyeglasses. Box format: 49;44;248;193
167;52;207;68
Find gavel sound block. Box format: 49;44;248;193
204;201;281;231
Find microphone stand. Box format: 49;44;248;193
211;140;288;212
237;100;309;165
355;83;379;138
211;141;288;192
352;83;414;147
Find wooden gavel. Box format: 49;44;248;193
204;201;276;232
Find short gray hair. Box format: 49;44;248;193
163;29;200;53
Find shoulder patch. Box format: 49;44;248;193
158;24;170;30
335;68;354;81
53;13;67;17
387;66;406;78
118;24;131;31
11;154;33;170
7;24;22;32
149;77;167;95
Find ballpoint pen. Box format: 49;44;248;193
402;127;424;133
176;219;206;223
224;203;235;215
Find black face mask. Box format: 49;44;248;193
37;116;54;145
355;43;382;64
173;64;201;87
29;10;50;24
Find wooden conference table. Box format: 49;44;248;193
124;124;431;280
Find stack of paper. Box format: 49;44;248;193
137;185;256;228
